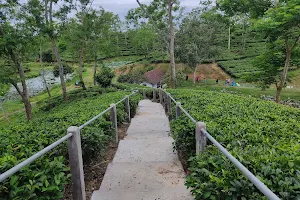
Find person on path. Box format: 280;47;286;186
231;80;236;86
203;77;206;84
196;76;200;83
186;74;189;81
216;79;219;84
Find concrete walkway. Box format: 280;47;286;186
91;100;193;200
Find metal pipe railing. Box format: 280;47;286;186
159;88;280;200
202;129;280;200
0;91;136;199
0;133;73;182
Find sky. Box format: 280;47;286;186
92;0;200;20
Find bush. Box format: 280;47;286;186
0;91;142;199
53;63;74;77
169;89;300;200
117;74;131;83
95;67;115;88
42;50;54;62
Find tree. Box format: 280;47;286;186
131;24;157;58
72;0;95;90
168;0;176;88
133;0;181;88
39;36;51;97
0;1;33;120
84;8;117;85
254;0;300;103
176;6;223;83
95;67;115;88
216;0;272;53
26;0;73;101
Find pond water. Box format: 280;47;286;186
5;70;74;100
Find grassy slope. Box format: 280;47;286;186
179;79;300;101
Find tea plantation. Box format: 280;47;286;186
169;89;300;200
0;89;142;199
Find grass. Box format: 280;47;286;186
103;55;144;63
179;79;300;101
24;62;55;79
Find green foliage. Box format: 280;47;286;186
41;50;54;62
53;63;74;77
0;90;142;199
131;24;157;58
117;74;131;83
176;4;224;68
95;67;115;87
0;83;9;96
169;89;300;199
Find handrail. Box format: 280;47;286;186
203;129;280;200
160;89;280;200
0;133;73;182
79;107;112;129
0;91;136;184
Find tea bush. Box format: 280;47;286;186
0;91;142;199
169;89;300;199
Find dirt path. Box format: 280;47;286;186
192;63;230;80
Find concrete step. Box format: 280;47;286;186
98;161;186;191
113;138;178;163
91;187;193;200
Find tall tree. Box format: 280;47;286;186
133;0;181;88
73;0;95;90
131;24;157;58
39;36;51;97
168;0;176;88
26;0;72;101
217;0;272;53
0;1;33;120
176;6;223;83
254;0;300;103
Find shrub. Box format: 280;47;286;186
169;89;300;200
42;50;54;62
95;67;114;88
0;91;142;199
117;74;131;83
53;63;74;77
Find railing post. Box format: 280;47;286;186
153;89;156;102
67;126;86;200
110;104;118;143
167;93;172;115
196;122;207;154
143;89;146;99
159;89;163;104
125;96;130;123
164;92;168;113
176;102;181;119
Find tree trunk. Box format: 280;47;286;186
193;68;196;84
79;39;87;90
40;39;51;97
276;44;292;103
228;25;231;50
168;0;176;88
0;22;31;120
275;86;282;103
94;54;97;86
50;38;67;101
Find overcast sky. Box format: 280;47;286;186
93;0;200;20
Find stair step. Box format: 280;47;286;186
91;187;193;200
98;161;186;191
113;138;177;163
